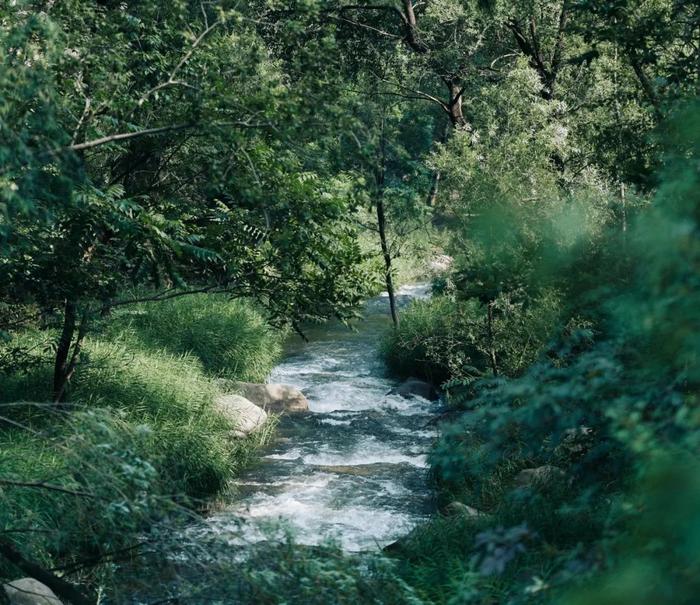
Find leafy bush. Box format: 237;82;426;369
387;104;700;605
115;533;426;605
382;296;483;384
382;290;562;385
0;409;169;581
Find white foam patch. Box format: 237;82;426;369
318;418;353;426
264;448;304;461
302;437;428;468
212;472;423;551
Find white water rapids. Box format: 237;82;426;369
202;284;438;551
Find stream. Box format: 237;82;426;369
203;284;438;551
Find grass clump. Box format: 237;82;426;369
381;297;482;384
110;295;283;382
0;409;168;582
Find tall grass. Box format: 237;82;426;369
0;294;283;585
110;295;283;382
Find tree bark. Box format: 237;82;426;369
446;79;467;128
375;120;399;328
52;304;89;403
53;300;77;403
376;198;400;328
401;0;428;53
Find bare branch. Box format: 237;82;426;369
66;123;194;153
0;479;101;500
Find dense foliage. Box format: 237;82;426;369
1;0;698;603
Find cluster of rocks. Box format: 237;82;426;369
215;381;309;438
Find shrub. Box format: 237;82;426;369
381;291;561;385
0;409;169;580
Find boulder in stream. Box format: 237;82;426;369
391;378;437;401
231;382;309;413
215;394;268;438
3;578;63;605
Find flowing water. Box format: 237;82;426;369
203;284;438;551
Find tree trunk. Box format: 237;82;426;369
53;300;77;403
446;79;467;128
401;0;428;53
426;169;441;206
52;302;89;403
376;198;399;328
426;119;451;206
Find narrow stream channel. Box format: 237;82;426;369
204;284;438;551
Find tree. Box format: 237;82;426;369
0;1;370;401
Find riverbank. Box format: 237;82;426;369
0;295;284;590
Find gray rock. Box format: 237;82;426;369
391;378;437;400
555;426;594;459
3;579;63;605
232;382;309;413
442;501;485;518
214;394;268;437
514;465;565;489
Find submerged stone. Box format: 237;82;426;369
391;378;437;401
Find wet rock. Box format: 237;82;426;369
555;426;594;460
214;394;268;438
3;578;63;605
232;382;309;413
442;501;485;518
391;378;437;401
382;539;404;554
514;465;565;489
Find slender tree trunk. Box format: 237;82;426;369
376;197;399;328
426;170;441;206
401;0;428;53
52;303;89;403
375;117;399;328
629;55;663;120
446;79;467;128
53;300;77;402
426;119;451;206
487;300;498;377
